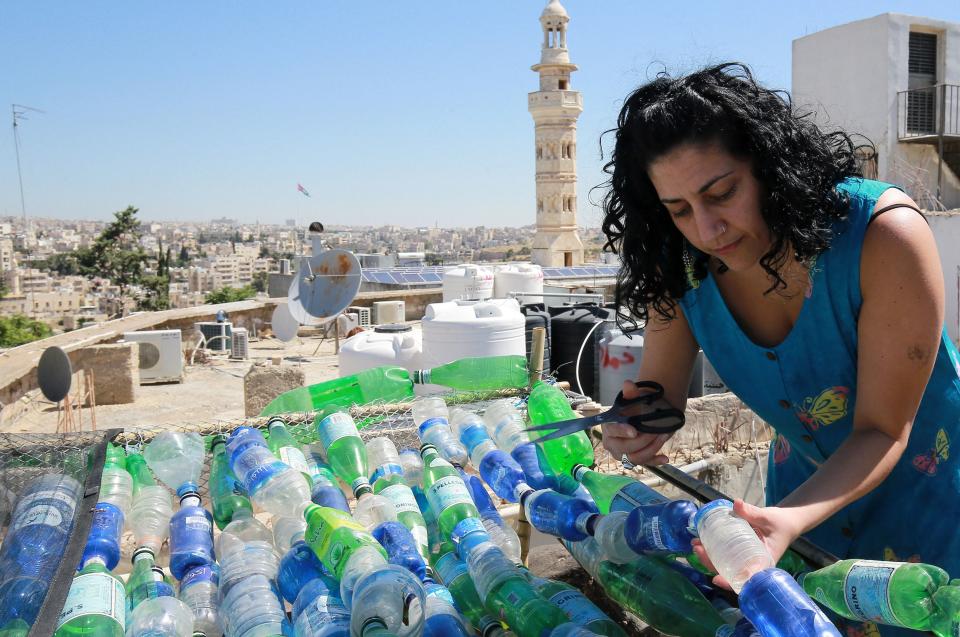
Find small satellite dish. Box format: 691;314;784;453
272;303;300;342
287;249;362;325
38;346;72;402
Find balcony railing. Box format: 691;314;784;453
897;83;960;141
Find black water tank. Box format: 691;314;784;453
520;304;551;374
549;304;618;399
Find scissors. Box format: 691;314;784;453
525;380;685;443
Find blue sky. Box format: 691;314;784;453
2;2;957;228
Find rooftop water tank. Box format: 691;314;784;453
443;264;494;302
494;264;544;304
549;305;618;399
420;299;526;368
338;324;423;377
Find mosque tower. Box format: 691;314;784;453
529;0;584;267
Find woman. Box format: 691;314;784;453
598;63;960;634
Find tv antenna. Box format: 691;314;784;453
12;104;45;227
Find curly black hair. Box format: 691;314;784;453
599;62;870;325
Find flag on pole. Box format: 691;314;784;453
297;183;311;197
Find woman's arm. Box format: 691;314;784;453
601;304;700;465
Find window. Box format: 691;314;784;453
559;79;568;90
907;32;938;134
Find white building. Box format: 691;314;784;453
793;13;960;209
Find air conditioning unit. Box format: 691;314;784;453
123;330;183;384
196;321;232;351
374;301;405;325
231;327;249;360
347;306;372;329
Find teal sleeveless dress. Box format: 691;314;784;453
679;178;960;637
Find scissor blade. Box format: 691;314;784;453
526;417;595;443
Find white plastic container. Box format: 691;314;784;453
420;299;525;368
494;264;544;304
338;325;423;377
693;499;774;593
442;264;494;302
373;300;406;325
597;331;645;406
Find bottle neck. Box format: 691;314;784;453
82;555;108;570
571;464;589;482
132;547;155;564
575;512;600;537
180;491;201;508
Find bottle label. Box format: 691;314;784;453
649;516;667;550
185;515;211;531
380;483;421;515
429;455;454;469
371;463;404;485
318;413;358;449
610;483;669;513
842;561;903;625
549;588;606;625
12;504;63;532
56;572;126;628
427;475;474;512
279;447;310;475
435;552;468;585
426;583;457;606
181;564;218;589
15;489;78;514
242;459;286;495
419;416;449;437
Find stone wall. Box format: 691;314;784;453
70;343;140;406
243;363;306;417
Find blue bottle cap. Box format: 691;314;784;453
450;517;486;548
692;498;734;529
176;482;199;498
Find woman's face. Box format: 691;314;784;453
647;141;771;273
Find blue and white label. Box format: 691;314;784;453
380;484;421;515
435;552;469;585
459;425;489;455
317;413;358;449
185;515;211;531
12;504;63;532
240;460;285;495
842;561;903;625
419;416;448;437
279;447;310;475
56;572;126;628
610;483;669;513
549;589;606;625
649;517;667;550
181;564;219;589
427;476;473;512
371;463;404;485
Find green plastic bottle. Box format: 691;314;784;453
567;538;730;637
125;453;155;494
433;551;503;636
799;559;950;630
314;409;372;497
529;575;628;637
303;504;387;579
413;355;529;391
105;443;127;470
209;435;254;530
419;444;480;542
776;548;810;578
930;581;960;637
527;382;595;476
266;417;312;482
571;465;668;514
0;621;30;637
125;548;174;615
54;557;125;637
259;366;414;416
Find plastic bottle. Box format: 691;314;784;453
451;407;527;502
367;438;430;557
482;399;531;453
529;574;628;637
228;430;311;517
217;574;286;637
302;504;387;580
126;547;175;614
260;365;415;416
462;471;522;564
313;409;373;497
424;582;472;637
694;500;775;593
278;537;327;604
930;582;960;637
519;486;599;542
80;502;124;571
292;575;351;637
53;556;125;637
578;511;639;564
126;455;173;557
209;434;253;531
419;444;481;542
776;550;810;579
348;562;427;637
413;398;469;467
433;551;503;637
566;538;731;637
740;568;842;637
413;355;529;391
177;565;222;637
143;431;204;494
526;381;595;476
798;559;949;630
373;521;428;581
272;515;308;553
99;444;133;518
450;407;498;468
214;507;273;559
266;417;312;480
572;464;668;514
168;486;215;581
624;499;699;554
398;449;424;488
125;596;194;637
549;625;605;637
305;446;351;512
217;540;279;600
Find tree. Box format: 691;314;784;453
36;252;80;276
0;267;7;298
138;275;171;311
178;246;189;267
252;271;269;293
205;286;256;304
0;314;53;348
76;205;147;302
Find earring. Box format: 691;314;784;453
683;243;700;289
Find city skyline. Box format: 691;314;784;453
3;2;958;228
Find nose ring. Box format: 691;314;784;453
717;222;727;235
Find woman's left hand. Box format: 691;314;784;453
692;499;804;589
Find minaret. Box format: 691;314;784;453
528;0;584;267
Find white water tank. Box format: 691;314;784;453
338;324;423;377
421;299;526;368
374;300;406;325
597;331;645;406
442;264;495;302
494;264;544;304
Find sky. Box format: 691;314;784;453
2;2;958;229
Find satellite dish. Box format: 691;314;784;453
272;303;300;342
38;346;72;402
287;249;362;325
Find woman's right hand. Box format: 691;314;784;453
600;380;675;466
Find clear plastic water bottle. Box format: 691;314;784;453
305;446;350;513
217;573;287;637
529;574;628;637
125;595;195;637
520;486;599;542
398;449;424;488
450;407;498;468
412;397;469;467
577;511;638;565
217;540;279;600
215;508;273;559
739;568;841;637
349;564;426;637
292;575;351;637
278;538;326;604
549;624;605;637
372;521;428;581
367;438;429;558
229;433;311;517
168;486;215;581
128;483;173;558
482;399;530;452
271;515;307;554
432;551;503;637
143;431;204;494
625;500;699;555
99;447;133;518
80;502;124;571
424;582;472;637
694;500;774;593
178;564;222;637
353;493;398;530
462;472;522;564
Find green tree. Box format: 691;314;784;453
205;285;256;304
0;267;7;298
252;271;269;293
76;205;147;301
36;252;80;276
138;275;170;311
178;246;190;266
505;248;515;260
0;314;53;348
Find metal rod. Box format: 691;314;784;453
509;291;605;302
643;462;839;569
